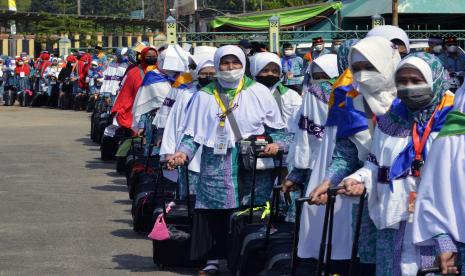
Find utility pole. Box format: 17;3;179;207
392;0;398;26
243;0;246;13
77;0;81;16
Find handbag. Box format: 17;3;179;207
148;213;170;241
148;202;174;241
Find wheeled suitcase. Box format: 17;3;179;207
227;150;276;273
229;149;287;275
3;87;16;106
313;187;365;276
151;162;200;269
132;160;177;233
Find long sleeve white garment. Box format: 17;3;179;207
159;87;202;173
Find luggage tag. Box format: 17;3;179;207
213;118;228;155
20;72;25;78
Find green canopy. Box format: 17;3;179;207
211;2;343;31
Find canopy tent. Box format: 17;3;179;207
342;0;465;18
210;2;342;31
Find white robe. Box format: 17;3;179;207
131;80;171;130
159;87;202;173
345;125;440;275
181;81;285;148
100;63;128;95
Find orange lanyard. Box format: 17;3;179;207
412;106;438;161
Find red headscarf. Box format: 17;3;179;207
15;57;30;76
111;46;158;129
37;51;51;77
140;46;158;71
78;53;92;89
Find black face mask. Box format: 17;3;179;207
198;76;215;87
145;57;157;65
397;85;434;110
255;75;280;88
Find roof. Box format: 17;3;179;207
342;0;465;18
211;2;342;31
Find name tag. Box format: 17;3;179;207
213;133;228;155
20;72;25;78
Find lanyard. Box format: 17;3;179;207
412;106;438;161
213;78;244;127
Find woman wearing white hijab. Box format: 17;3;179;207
168;45;286;275
283;54;339;220
249;52;302;128
159;56;216;198
413;81;465;276
308;36;401;275
340;52;454;276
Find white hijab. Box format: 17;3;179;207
367;25;410;54
396;56;434;89
195;59;215;77
249;52;281;77
214;45;246;88
349;36;401;115
311;53;339;79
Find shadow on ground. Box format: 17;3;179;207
111;229;148;240
92;184;127;192
112;254;197;275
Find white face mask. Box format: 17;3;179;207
332;45;341;52
432;45;443;54
314;44;324;51
217;69;243;83
353;70;395;116
447;45;458;53
284;49;294;56
245;49;251;56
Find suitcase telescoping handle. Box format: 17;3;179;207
291;196;312;276
316;186;344;276
349;187;366;276
249;149;284;223
159;161;192;221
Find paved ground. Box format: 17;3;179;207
0;105;196;275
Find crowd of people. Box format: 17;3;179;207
0;45;125;110
4;24;465;276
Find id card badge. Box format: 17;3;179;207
20;72;25;78
213;125;228;155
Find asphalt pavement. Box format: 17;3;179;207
0;105;195;275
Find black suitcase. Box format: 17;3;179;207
132;161;177;233
291;187;365;276
3;87;16;106
100;126;126;161
152;162;200;269
229;150;287;275
117;137;143;173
